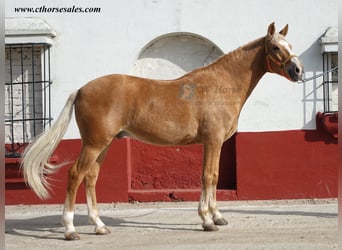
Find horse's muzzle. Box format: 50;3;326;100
287;57;304;82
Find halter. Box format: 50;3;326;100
264;37;297;81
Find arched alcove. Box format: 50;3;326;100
131;32;224;79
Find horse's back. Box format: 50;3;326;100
75;74;202;145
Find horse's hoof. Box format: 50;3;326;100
214;217;228;226
64;232;80;241
95;226;111;235
203;223;219;232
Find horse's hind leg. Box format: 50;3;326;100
62;144;110;240
85;145;111;235
62;157;84;240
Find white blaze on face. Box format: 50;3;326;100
279;39;295;56
278;38;303;81
279;39;302;68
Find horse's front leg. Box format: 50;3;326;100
209;180;228;227
198;141;228;231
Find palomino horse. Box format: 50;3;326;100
22;22;303;240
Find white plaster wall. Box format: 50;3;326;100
5;0;338;138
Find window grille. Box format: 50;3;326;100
5;43;52;157
319;27;338;113
322;52;338;112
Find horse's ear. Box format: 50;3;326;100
279;24;289;36
267;22;276;37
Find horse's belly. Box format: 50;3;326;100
125;120;199;146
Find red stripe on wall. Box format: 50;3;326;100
5;128;337;205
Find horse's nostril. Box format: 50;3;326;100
293;65;301;74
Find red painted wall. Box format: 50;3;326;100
5;128;337;205
236;130;338;200
130;140;203;190
127;136;237;201
5;139;130;205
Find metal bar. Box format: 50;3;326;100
322;54;325;112
48;46;52;127
20;44;26;146
326;54;331;112
5;80;50;85
301;66;338;83
322;54;328;112
5;42;49;47
9;45;15;154
31;44;36;136
5;118;53;123
43;45;47;130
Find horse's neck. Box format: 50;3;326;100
220;37;266;102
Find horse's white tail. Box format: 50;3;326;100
21;90;79;200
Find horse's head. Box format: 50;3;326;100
264;22;304;82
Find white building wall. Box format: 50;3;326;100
5;0;338;139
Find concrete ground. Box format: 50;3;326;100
5;199;338;250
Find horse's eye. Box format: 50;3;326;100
273;46;280;51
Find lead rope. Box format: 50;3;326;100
300;66;338;83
